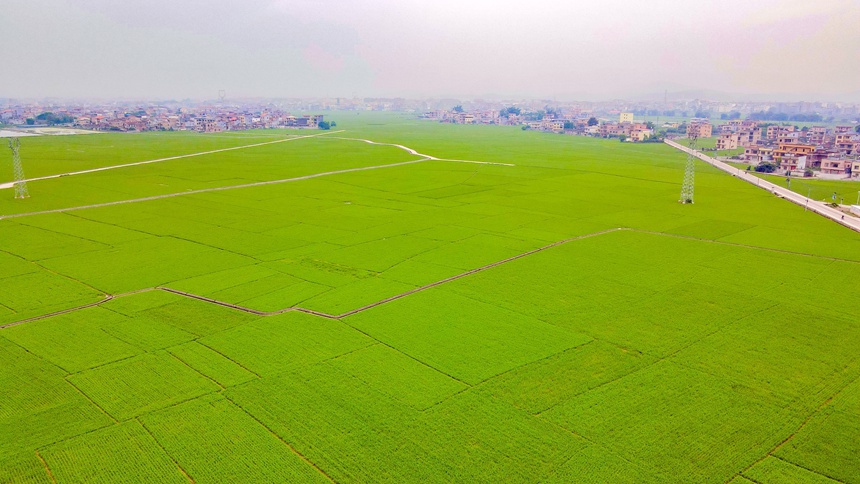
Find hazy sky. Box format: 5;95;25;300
3;0;859;101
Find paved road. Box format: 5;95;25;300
665;139;860;233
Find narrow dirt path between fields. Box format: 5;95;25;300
0;131;342;190
0;229;622;328
0;159;428;220
3;226;859;330
326;136;516;166
0;132;516;220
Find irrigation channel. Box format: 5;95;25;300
665;139;860;233
4;227;857;331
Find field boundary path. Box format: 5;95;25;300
6;226;858;330
665;139;860;232
328;136;516;166
0;130;344;190
0;133;516;220
0;228;623;328
0;159;428;220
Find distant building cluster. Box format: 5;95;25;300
681;119;860;179
77;110;325;133
421;103;859;178
422;109;661;142
0;103;326;133
2;96;858;177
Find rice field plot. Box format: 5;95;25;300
747;170;860;204
773;372;860;483
0;130;292;182
3;113;860;481
0;134;417;216
741;456;841;484
476;340;656;414
0;452;53;484
138;394;329;483
671;303;860;410
543;360;801;482
1;307;141;373
326;343;467;410
39;420;187;484
199;311;372;376
120;292;258;337
224;362;421;483
0;337;112;471
345;289;593;385
66;351;220;421
0;260;103;327
166;341;257;388
37;236;255;294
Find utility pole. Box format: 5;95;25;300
679;131;697;204
7;138;30;199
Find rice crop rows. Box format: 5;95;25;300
1;114;859;482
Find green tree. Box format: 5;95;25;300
644;121;655;130
855;124;860;134
587;117;598;126
452;105;464;113
754;162;778;173
563;121;574;130
317;121;331;130
26;118;34;125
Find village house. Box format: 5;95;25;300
687;120;712;139
195;117;219;133
627;128;653;142
742;146;773;163
716;133;740;150
772;143;815;169
835;134;858;154
766;125;794;141
821;158;851;176
737;128;761;147
778;154;807;172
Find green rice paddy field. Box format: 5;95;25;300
2;113;859;483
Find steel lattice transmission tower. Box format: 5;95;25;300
7;138;30;199
679;132;697;204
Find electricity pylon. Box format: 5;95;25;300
7;138;30;199
679;132;697;204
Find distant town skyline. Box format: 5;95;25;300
3;0;859;102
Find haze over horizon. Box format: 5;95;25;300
3;0;859;102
